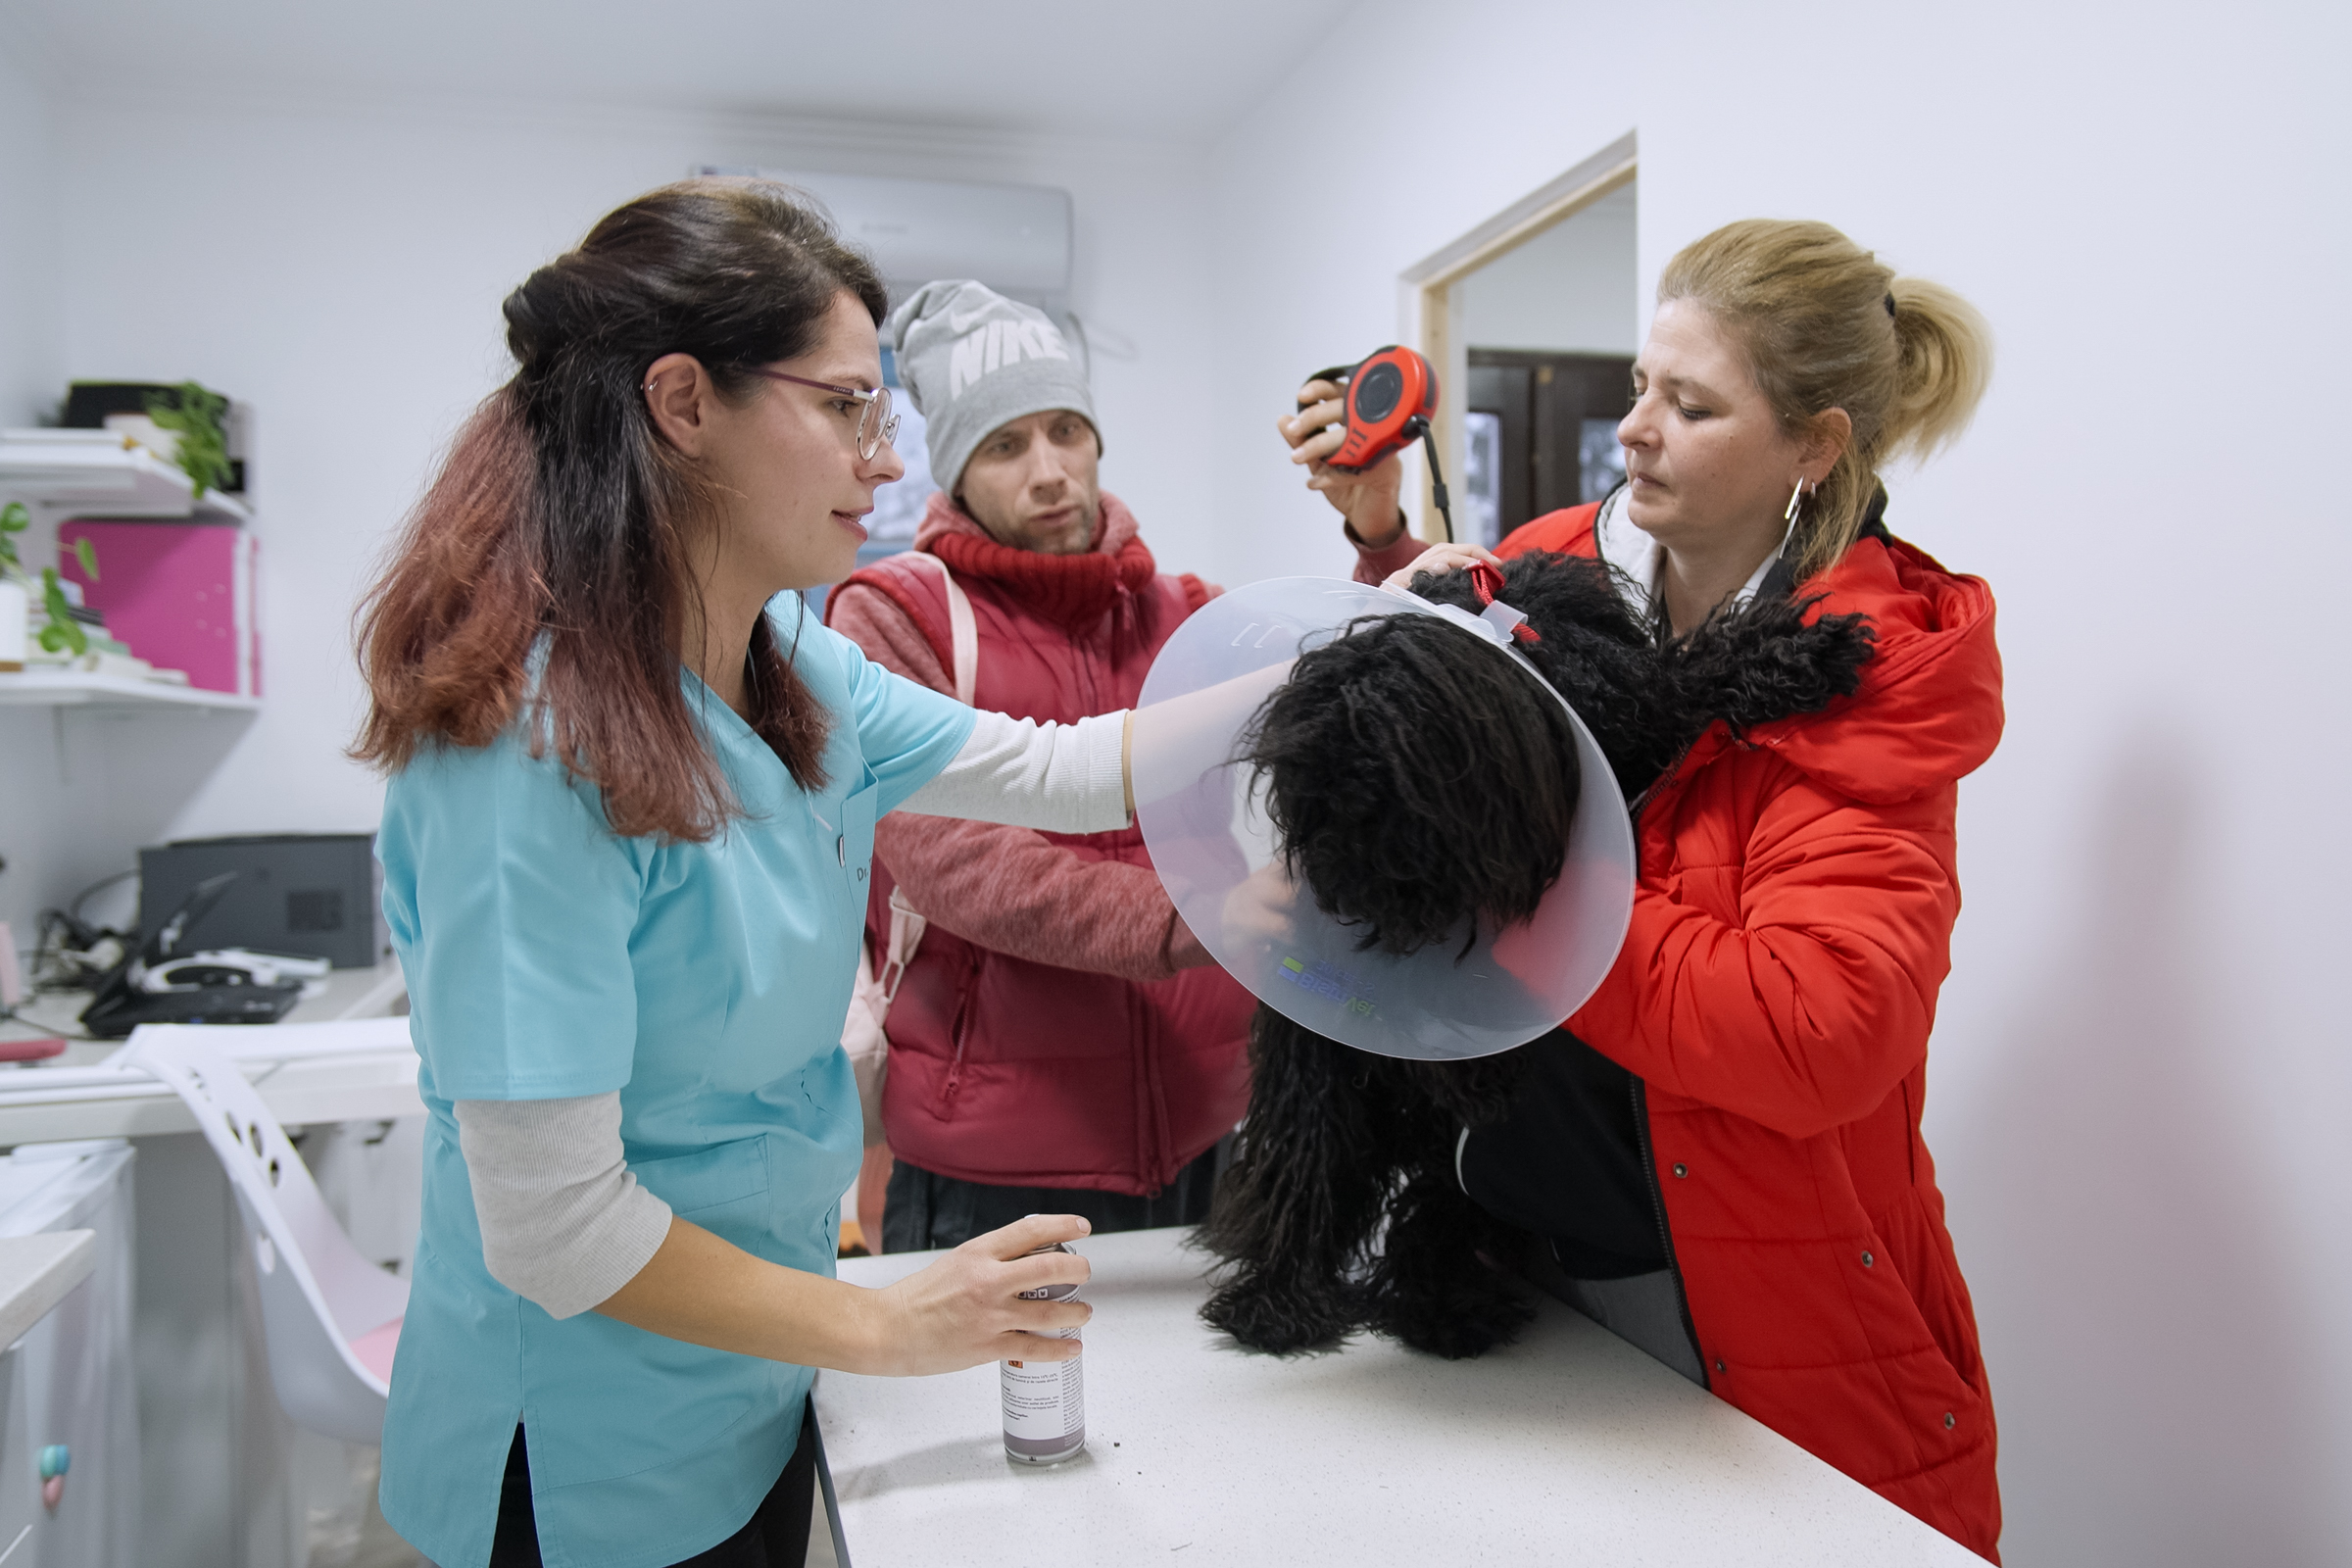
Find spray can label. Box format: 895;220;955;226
1003;1242;1084;1462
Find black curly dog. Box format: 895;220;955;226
1196;549;1875;1358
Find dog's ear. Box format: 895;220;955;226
1246;613;1580;956
1405;551;1685;798
1405;551;1648;660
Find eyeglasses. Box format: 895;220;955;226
748;369;900;461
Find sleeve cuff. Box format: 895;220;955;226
534;1180;672;1320
1344;511;1413;553
456;1095;676;1320
1063;711;1133;833
1346;514;1434;585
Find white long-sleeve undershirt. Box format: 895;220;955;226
457;704;1130;1317
897;708;1129;832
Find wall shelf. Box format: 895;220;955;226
0;429;251;523
0;669;259;713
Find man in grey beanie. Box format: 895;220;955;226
824;281;1253;1255
884;278;1098;550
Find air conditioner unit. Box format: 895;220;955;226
695;168;1074;315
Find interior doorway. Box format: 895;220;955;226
1400;135;1637;546
1463;351;1634;546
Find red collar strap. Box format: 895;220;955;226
1466;561;1543;645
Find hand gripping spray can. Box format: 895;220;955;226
1003;1242;1085;1464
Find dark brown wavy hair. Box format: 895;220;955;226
352;178;888;841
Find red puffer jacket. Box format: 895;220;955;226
1503;503;2004;1560
826;495;1254;1196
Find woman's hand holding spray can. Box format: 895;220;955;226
1004;1241;1086;1464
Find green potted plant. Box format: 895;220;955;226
144;381;233;499
0;500;99;665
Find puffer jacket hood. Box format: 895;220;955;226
1749;536;2003;807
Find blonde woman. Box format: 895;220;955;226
1285;220;2005;1558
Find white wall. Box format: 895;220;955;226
1200;9;1648;588
0;25;57;426
0;19;106;949
1208;1;2351;1563
0;19;56;941
1457;183;1638;356
0;85;1218;938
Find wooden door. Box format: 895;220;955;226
1465;350;1634;543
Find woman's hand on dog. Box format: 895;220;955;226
1384;541;1500;590
1280;377;1408;548
1222;860;1300;951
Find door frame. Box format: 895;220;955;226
1398;132;1637;543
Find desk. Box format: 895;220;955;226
0;969;422;1563
824;1229;1981;1567
0;962;418;1146
0;956;408;1054
0;1230;103;1562
0;1230;94;1350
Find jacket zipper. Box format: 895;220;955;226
941;1032;967;1112
1620;769;1708;1388
1631;1064;1708;1389
1627;724;1718;821
1606;594;1723;1389
1135;985;1167;1194
939;954;977;1115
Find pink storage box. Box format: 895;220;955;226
59;519;260;697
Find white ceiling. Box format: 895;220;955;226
12;0;1358;144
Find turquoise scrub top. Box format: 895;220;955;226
373;613;976;1568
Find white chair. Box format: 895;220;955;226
121;1026;410;1445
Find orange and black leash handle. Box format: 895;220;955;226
1300;347;1454;544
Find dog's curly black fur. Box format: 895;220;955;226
1198;550;1875;1358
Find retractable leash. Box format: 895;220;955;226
1301;346;1455;544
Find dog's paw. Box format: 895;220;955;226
1200;1276;1365;1355
1371;1276;1536;1360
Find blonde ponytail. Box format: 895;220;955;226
1886;276;1992;464
1659;220;1993;578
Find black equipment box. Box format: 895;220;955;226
62;380;249;494
138;834;383;969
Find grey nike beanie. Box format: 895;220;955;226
884;280;1097;497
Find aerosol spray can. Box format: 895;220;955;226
1002;1241;1085;1464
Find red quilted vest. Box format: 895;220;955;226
834;507;1253;1196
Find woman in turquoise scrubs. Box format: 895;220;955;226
354;180;1100;1567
